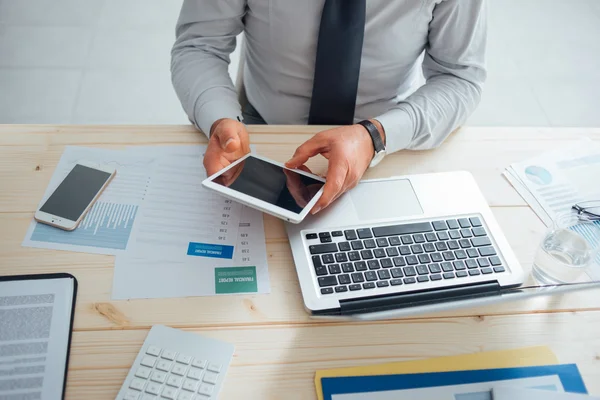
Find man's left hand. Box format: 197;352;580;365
285;121;384;214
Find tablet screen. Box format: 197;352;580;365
212;156;324;214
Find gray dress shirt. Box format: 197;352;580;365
171;0;487;154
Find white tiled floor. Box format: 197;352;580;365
0;0;599;127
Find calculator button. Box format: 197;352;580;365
177;392;194;400
150;370;166;383
162;349;177;361
140;356;157;368
135;366;152;379
172;364;188;376
207;363;221;373
187;367;203;380
202;372;219;385
191;359;207;369
182;379;199;392
161;386;178;400
124;391;141;400
176;354;192;365
167;375;183;387
130;379;146;391
145;382;162;395
156;360;172;372
198;383;215;395
146;345;162;357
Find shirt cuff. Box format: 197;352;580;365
375;105;415;154
195;99;243;137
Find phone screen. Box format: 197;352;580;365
39;164;112;221
212;156;324;214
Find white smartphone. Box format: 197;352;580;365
202;153;325;224
34;162;116;231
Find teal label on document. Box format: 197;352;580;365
215;267;257;294
187;242;234;259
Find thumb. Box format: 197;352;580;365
213;121;241;152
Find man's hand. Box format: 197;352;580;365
285;120;385;214
203;118;251;177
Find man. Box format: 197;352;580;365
171;0;487;214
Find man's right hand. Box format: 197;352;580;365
203;118;251;176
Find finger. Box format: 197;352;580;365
312;158;348;214
203;150;227;177
214;122;241;152
296;165;313;174
285;135;327;168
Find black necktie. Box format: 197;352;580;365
308;0;366;125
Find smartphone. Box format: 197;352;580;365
34;162;116;231
202;153;325;224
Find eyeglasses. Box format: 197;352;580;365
572;201;600;220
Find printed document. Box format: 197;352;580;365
492;387;599;400
0;277;75;399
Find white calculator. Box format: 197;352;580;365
115;325;235;400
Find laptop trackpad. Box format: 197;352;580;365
350;179;423;221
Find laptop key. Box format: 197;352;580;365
449;230;461;240
456;271;468;278
418;254;431;264
417;276;429;282
466;259;478;269
416;265;429;275
428;263;441;273
443;272;455;279
489;256;502;266
318;276;337;287
437;231;450;240
481;268;493;274
430;274;442;281
338;242;351;252
469;270;481;276
338;274;351;284
432;220;448;231
373;249;386;258
367;260;380;270
364;239;376;249
453;260;466;270
341;263;354;273
354;261;367;271
411;244;424;254
391;268;404;278
455;250;467;259
377;281;389;288
386;247;399;257
349;284;362;291
357;228;373;239
321;288;334;294
335;253;348;263
401;236;413;245
335;286;348;293
348;251;360;261
447;241;459;250
404;277;416;284
363;282;376;289
344;230;358;241
441;262;453;272
494;266;506;273
399;246;411;255
458;218;471;228
467;248;479;258
447;219;460;230
328;264;341;274
442;252;455;261
423;243;436;252
376;238;389;247
425;233;437;242
403;267;417;277
380;258;393;268
413;234;425;243
351;240;364;250
351;273;365;283
361;250;374;260
405;255;418;265
320;236;332;243
471;237;492;247
479;246;496;256
478;258;490;267
315;265;328;276
391;279;403;286
431;253;443;262
372;222;433;237
332;230;344;237
460;229;473;238
459;239;471;248
310;243;338;255
389;236;401;246
393;257;406;267
470;217;482;227
436;241;448;251
365;271;378;281
306;233;318;240
378;270;391;280
472;227;486;237
322;254;335;264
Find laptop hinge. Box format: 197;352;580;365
337;281;501;315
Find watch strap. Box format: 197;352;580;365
358;120;385;153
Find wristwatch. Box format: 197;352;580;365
358;120;386;167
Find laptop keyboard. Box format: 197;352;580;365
305;216;506;295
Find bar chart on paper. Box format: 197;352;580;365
30;202;138;250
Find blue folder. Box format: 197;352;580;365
321;364;586;400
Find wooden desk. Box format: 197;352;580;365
1;125;600;398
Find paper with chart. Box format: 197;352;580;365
22;146;155;255
503;138;600;226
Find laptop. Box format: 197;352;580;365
285;171;526;318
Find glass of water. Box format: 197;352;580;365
532;213;600;285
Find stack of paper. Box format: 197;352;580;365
503;138;600;226
315;347;594;400
22;145;271;299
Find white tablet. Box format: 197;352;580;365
202;153;326;223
